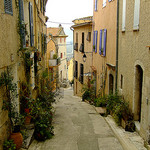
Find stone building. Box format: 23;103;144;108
46;32;60;90
71;16;93;96
92;0;117;95
0;0;48;148
118;0;150;143
47;25;68;83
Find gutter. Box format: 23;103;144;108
115;0;119;92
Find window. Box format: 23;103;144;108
64;52;65;57
108;0;112;2
79;64;84;84
95;0;98;11
122;0;126;31
99;29;107;56
64;38;66;43
40;0;42;12
4;0;13;15
29;2;34;47
61;53;63;58
93;31;98;52
19;0;26;47
121;75;123;89
74;33;78;51
79;32;84;53
60;38;62;43
50;68;54;82
133;0;140;30
74;61;78;79
86;32;91;41
103;0;106;7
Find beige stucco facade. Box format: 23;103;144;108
92;0;117;96
47;26;68;83
0;0;47;148
72;17;93;97
118;0;150;142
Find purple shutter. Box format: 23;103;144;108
99;30;102;55
103;29;107;56
93;31;95;51
95;31;98;53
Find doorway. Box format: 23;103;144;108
109;74;114;94
134;65;143;122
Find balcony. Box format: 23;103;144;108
74;43;78;51
49;57;60;67
79;43;84;53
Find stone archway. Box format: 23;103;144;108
134;65;143;122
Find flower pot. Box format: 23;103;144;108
25;115;32;125
10;132;23;150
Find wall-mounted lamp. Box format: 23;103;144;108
82;52;93;62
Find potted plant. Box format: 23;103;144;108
3;139;16;150
0;70;24;149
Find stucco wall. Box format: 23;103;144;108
93;0;117;95
73;24;92;97
118;0;150;141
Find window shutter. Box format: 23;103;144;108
95;0;97;11
93;31;95;51
99;30;102;55
29;2;34;47
40;0;42;12
133;0;140;30
95;31;98;53
44;34;47;53
103;29;107;56
122;0;126;31
4;0;13;15
19;0;26;47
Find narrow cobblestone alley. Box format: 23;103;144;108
28;87;123;150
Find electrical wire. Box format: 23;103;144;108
47;20;73;25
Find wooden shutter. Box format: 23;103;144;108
95;31;98;53
99;30;102;55
103;29;107;56
19;0;26;47
122;0;126;31
44;34;47;53
4;0;13;15
133;0;140;30
29;2;34;47
93;31;95;51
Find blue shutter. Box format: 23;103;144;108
29;2;34;47
93;31;95;51
95;31;98;53
19;0;26;47
95;0;97;11
103;29;107;56
99;30;102;55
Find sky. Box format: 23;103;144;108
45;0;94;42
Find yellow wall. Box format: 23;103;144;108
68;58;73;82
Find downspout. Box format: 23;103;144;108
115;0;119;92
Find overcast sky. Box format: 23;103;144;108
45;0;93;42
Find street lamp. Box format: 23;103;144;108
82;53;87;62
82;52;93;62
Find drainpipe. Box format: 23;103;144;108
115;0;119;92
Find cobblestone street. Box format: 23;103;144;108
28;88;123;150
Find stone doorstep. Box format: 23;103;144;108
95;107;106;115
105;115;147;150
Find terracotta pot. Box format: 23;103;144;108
25;115;32;125
10;132;23;150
